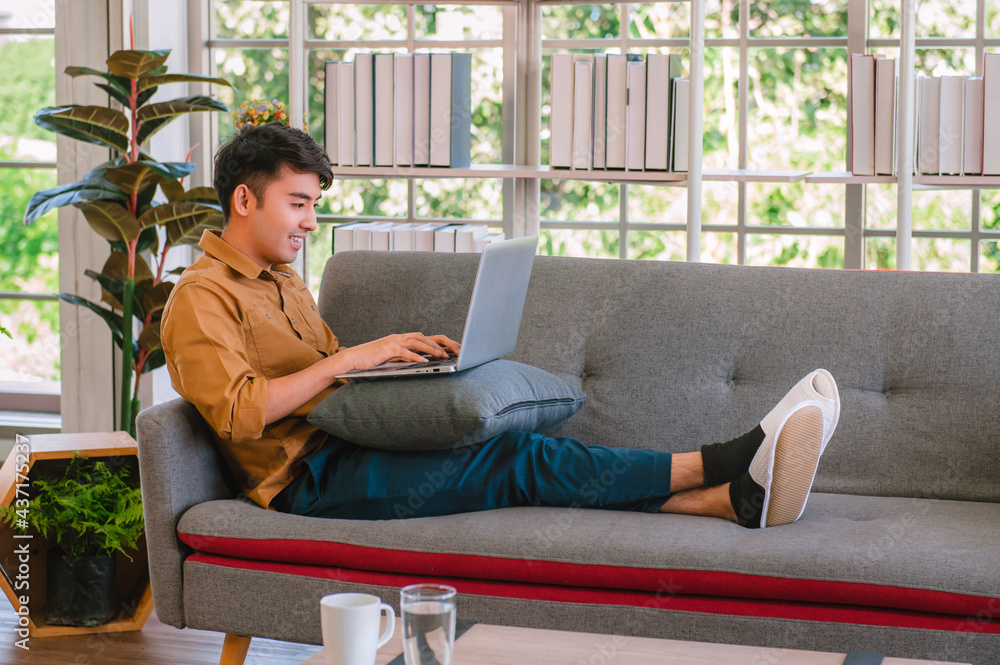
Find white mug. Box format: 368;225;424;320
320;593;396;665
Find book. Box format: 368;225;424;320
874;57;897;176
394;54;414;167
670;77;690;172
324;61;339;165
939;76;964;175
433;223;464;252
337;62;355;167
429;53;472;167
625;59;647;171
449;52;473;168
550;53;574;168
354;54;374;166
352;221;379;250
645;54;681;171
984;53;1000;175
917;76;942;175
475;232;504;253
391;222;416;251
963;77;984;175
592;54;608;169
374;53;395;167
369;221;397;251
413;222;445;251
413;54;431;166
333;221;363;253
605;54;641;169
572;61;594;169
849;53;876;176
455;224;489;252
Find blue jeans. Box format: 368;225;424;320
270;431;674;520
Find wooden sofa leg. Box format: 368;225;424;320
219;633;252;665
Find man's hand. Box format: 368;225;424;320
344;333;462;371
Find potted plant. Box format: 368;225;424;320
22;21;234;437
0;453;144;627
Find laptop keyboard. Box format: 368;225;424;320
417;350;459;366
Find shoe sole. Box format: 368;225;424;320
765;404;824;528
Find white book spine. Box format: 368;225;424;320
938;76;964;175
606;55;628;169
394;54;414;167
374;53;395;167
572;61;594;169
338;62;355;167
429;53;452;167
391;222;416;251
984;54;1000;175
593;54;608;169
354;54;374;167
918;76;942;175
644;54;670;171
413;54;431;166
324;62;339;165
455;224;489;253
913;75;920;175
625;60;646;171
369;222;396;251
873;58;897;176
849;54;876;176
333;222;359;253
671;78;690;172
964;77;984;175
550;54;575;168
433;224;460;252
412;222;443;252
353;221;377;250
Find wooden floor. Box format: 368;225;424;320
0;603;321;665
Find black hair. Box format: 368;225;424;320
213;122;333;225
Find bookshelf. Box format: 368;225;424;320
283;0;994;270
286;0;709;259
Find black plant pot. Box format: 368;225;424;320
46;552;116;627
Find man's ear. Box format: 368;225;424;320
232;184;255;217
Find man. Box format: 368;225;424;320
161;122;840;529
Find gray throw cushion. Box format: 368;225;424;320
307;359;587;450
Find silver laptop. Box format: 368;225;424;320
335;234;539;379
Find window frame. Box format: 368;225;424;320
0;21;61;423
198;0;1000;273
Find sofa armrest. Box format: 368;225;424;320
136;398;236;628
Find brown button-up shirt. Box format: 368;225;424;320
161;229;349;509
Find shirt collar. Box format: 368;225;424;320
199;229;294;281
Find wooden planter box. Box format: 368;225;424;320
0;432;153;637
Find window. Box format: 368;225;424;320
0;0;60;426
203;0;1000;274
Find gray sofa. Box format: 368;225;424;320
136;251;1000;665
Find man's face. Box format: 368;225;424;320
239;165;322;269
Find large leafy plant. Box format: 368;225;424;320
1;453;144;560
23;42;233;437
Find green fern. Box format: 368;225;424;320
0;453;144;560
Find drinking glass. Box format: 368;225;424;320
400;583;457;665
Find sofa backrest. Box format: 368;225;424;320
319;251;1000;504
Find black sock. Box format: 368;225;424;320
700;424;765;487
729;471;765;529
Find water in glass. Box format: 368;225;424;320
402;600;456;665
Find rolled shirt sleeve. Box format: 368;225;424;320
162;282;268;443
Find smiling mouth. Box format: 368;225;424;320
290;236;304;248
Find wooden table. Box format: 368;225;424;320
302;617;970;665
